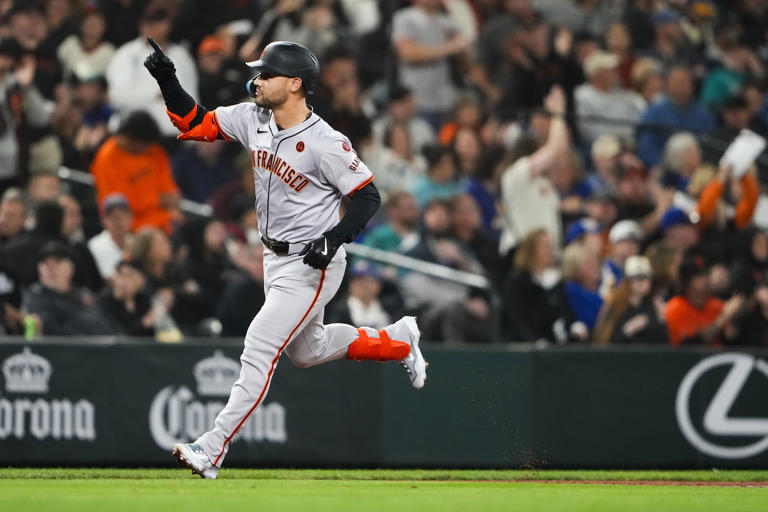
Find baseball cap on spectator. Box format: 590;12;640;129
583;51;619;79
350;260;381;279
37;241;75;264
609;220;643;244
624;255;652;279
198;35;225;55
116;258;145;274
653;10;682;26
565;218;602;246
101;193;131;215
722;93;748;111
591;133;621;161
660;207;698;232
388;84;412;103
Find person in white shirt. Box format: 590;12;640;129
106;8;197;137
574;51;643;145
499;86;569;257
57;8;115;82
88;193;133;280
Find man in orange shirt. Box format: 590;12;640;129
90;111;180;233
664;255;743;346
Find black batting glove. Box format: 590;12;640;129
300;235;339;270
144;37;176;82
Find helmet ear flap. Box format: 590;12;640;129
245;77;258;98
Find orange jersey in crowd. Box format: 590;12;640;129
90;137;179;233
664;295;724;346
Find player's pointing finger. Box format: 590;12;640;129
147;37;165;55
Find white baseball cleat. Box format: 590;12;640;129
400;316;428;389
172;443;219;479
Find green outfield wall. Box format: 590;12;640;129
1;339;767;468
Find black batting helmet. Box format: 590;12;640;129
245;41;320;97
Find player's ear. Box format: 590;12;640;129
290;77;303;94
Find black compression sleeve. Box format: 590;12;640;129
324;181;381;246
157;75;207;127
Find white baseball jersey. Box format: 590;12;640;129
213;104;374;242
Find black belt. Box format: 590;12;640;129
261;236;290;255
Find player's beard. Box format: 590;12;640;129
255;89;288;110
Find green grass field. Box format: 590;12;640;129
1;469;766;512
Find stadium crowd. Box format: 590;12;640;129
0;0;767;346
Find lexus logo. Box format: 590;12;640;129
675;353;768;459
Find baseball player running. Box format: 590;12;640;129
143;39;427;479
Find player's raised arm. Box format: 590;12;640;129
144;37;225;142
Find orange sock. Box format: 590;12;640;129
347;328;411;362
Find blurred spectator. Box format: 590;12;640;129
465;143;504;235
41;0;77;55
391;0;468;129
660;207;700;251
239;0;344;61
208;154;256;225
421;287;494;344
645;10;698;69
172;140;239;203
196;35;242;109
88;193;133;281
106;7;198;137
564;217;603;254
25;171;61;205
637;65;715;167
562;241;603;334
696;163;759;233
700;24;764;109
327;260;393;329
97;259;153;336
645;239;683;302
499;86;568;256
731;272;768;346
58;193;103;291
70;74;113;168
451;194;500;279
501;227;574;343
0;187;28;245
586;133;621;196
101;0;141;47
494;16;582;119
310;46;368;145
90;111;180;234
536;0;622;36
411;145;463;207
22;240;114;335
451;125;483;178
2;199;63;287
401;199;476;309
127;226;205;334
216;243;265;337
582;188;618;232
730;227;768;295
7;1;62;99
574;50;642;145
664;254;743;346
660;132;704;192
362;190;420;253
549;149;589;226
179;217;236;322
359;120;426;197
593;255;668;344
371;85;435;154
56;7;114;82
621;0;656;52
0;38;54;191
604;219;643;285
439;97;483;146
606;21;637;90
630;57;663;105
